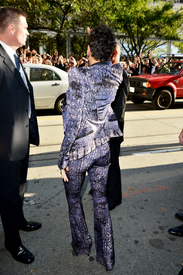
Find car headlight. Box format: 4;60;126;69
142;81;151;88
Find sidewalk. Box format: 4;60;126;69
1;111;183;275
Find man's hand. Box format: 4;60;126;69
60;166;69;182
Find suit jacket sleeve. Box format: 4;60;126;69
25;71;39;146
111;70;129;141
29;89;39;146
58;67;84;169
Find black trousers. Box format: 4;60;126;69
107;137;123;204
0;147;29;248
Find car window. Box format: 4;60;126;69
155;62;183;75
30;68;61;82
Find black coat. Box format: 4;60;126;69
0;45;39;161
111;69;129;142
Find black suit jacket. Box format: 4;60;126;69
111;69;129;142
0;45;39;161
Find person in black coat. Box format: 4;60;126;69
0;6;41;264
55;55;66;71
178;266;183;275
168;130;183;237
107;43;129;210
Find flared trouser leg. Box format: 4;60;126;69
64;169;92;255
88;163;114;271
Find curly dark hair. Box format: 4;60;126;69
88;23;116;62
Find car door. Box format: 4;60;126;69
171;64;183;98
30;67;63;108
174;73;183;97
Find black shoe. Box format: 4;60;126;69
20;221;42;231
178;267;183;275
168;225;183;236
175;213;183;222
72;249;79;256
108;200;122;211
5;244;34;264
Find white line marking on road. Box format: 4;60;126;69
133;148;181;155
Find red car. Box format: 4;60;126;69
129;61;183;109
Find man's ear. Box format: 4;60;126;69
110;50;117;60
8;23;15;35
113;50;118;57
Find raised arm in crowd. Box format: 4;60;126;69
17;46;170;75
120;51;166;76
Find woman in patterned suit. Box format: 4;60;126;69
58;24;123;271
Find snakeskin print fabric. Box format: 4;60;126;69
58;61;123;169
64;143;114;271
58;61;123;271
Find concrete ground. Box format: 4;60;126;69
1;102;183;275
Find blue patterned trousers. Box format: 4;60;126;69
64;142;115;271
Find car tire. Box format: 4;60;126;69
130;97;145;104
55;94;65;114
152;90;172;110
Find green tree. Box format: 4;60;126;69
44;0;76;54
112;0;183;56
64;0;112;56
1;0;183;57
0;0;75;55
63;0;183;57
173;42;183;54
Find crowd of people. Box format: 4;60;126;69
17;46;168;75
120;51;167;75
17;46;89;72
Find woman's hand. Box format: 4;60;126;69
87;26;91;35
60;166;69;182
179;129;183;144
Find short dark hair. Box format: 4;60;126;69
88;23;116;62
0;6;27;34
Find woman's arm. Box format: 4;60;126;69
58;67;84;170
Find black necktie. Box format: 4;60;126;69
14;53;26;84
13;53;31;118
14;54;21;72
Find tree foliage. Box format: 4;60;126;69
0;0;75;54
111;0;183;56
173;42;183;54
0;0;183;56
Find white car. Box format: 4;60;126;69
23;63;68;114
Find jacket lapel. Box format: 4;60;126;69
0;44;28;89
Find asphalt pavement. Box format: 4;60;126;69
1;101;183;275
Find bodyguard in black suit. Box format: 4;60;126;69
107;43;129;210
0;6;41;264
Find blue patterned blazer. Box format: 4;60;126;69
58;61;123;169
